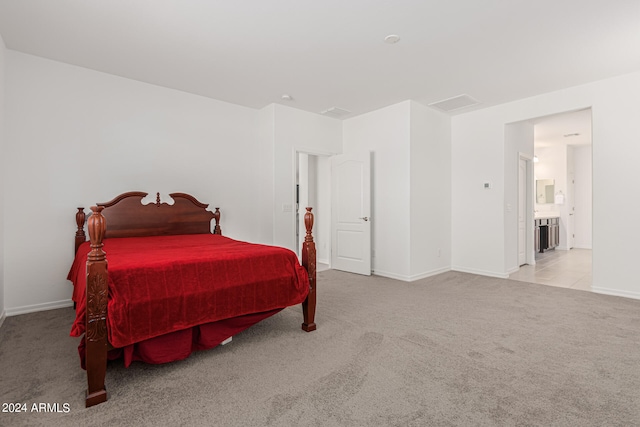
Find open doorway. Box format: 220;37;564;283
510;108;593;291
295;151;331;271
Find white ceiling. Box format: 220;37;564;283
0;1;639;118
534;108;592;148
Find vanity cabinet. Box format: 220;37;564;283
549;218;559;249
535;217;559;252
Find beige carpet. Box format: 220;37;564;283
1;270;640;426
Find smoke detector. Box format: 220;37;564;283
384;34;400;44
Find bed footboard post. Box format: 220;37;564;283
85;206;109;407
301;207;317;332
213;208;222;235
75;208;86;254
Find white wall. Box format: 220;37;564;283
409;101;451;279
452;108;507;277
342;100;451;281
0;33;6;326
4;51;264;314
573;145;592;249
257;104;276;245
343;101;412;279
452;71;640;299
271;104;342;251
2;52;341;315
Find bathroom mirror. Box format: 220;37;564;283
536;179;555;204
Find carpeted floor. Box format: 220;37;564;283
1;270;640;426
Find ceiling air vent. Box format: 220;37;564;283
320;107;351;118
428;94;480;112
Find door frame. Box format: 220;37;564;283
567;170;575;250
518;152;536;266
293;147;334;265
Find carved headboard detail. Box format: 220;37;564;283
75;192;221;252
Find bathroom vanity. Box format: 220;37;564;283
535;213;559;253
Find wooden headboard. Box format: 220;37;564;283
75;192;221;252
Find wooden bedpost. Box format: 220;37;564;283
213;208;222;235
75;208;86;254
301;207;317;332
85;206;109;407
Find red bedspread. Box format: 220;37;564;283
68;234;310;348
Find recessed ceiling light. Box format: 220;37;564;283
281;94;293;101
384;34;400;44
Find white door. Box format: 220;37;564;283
331;152;371;275
518;158;527;265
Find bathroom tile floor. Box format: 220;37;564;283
509;248;592;292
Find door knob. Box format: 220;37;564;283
359;217;369;221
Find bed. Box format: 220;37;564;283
68;192;317;407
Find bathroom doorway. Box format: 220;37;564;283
511;108;593;290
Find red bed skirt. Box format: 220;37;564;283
78;309;281;369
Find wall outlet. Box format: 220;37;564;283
282;203;292;213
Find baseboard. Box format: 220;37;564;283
373;267;451;282
591;286;640;301
316;261;330;272
372;269;409;281
6;299;74;317
451;266;509;279
407;267;451;282
505;266;519;275
0;310;6;329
